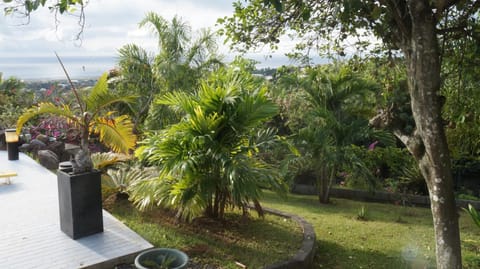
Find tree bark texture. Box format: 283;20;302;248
317;165;332;204
400;1;462;268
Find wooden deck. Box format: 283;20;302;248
0;151;153;269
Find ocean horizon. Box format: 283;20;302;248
0;54;323;81
0;55;117;81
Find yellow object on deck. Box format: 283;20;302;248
0;171;17;184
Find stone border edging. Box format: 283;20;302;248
261;207;316;269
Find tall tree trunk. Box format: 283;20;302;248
213;189;220;218
205;195;213;217
400;2;462;268
219;191;227;219
318;163;336;204
317;167;329;204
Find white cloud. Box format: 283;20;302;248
0;0;304;79
0;0;235;57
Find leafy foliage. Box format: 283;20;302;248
277;63;386;203
345;144;427;195
0;74;25;98
442;28;480;158
356;205;368;221
356;57;415;135
113;12;223;132
223;1;478;266
91;152;131;171
16;71;137;172
105;164;158;195
25;115;77;142
2;0;86;40
463;204;480;229
0;104;25;130
131;62;287;221
0;74;34;130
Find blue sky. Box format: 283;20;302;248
0;0;296;67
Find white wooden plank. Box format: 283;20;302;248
0;151;153;269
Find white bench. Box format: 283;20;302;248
0;171;17;185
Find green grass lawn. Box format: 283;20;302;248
107;198;303;268
259;191;480;269
108;191;480;268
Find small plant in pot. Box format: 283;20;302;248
16;53;137;239
135;248;189;269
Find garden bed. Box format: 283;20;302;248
105;197;304;269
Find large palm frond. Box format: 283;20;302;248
303;65;376;121
85;73;137;116
139;12;169;47
140;13;190;62
236;86;279;130
117;44;154;82
91;152;131;171
186;28;218;67
197;79;240;113
116;44;157;129
16;102;78;133
166;15;190;60
91;114;136;153
156;91;198;116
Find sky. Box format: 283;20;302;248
0;0;296;68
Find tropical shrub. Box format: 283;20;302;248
0;74;33;130
105;164;158;198
130;62;287;221
285;63;384;203
0;74;28;106
16;69;137;173
344;144;426;194
0;104;25;130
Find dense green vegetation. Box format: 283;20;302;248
4;52;480;267
2;2;480;268
4;53;480;268
131;60;288;221
222;2;480;267
111;12;222;132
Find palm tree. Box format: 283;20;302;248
16;55;137;173
140;13;221;91
296;63;385;203
130;62;286;221
114;44;157;133
113;12;223;131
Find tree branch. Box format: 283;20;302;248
379;0;412;48
436;0;480;35
435;0;461;15
369;106;425;159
